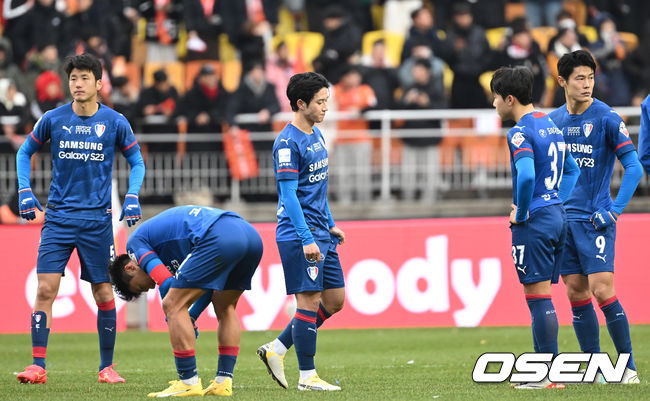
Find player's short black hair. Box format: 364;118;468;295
490;66;534;105
108;254;140;302
286;72;329;112
63;53;102;81
557;49;596;81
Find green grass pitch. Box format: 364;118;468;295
1;325;648;400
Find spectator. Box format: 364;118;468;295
400;6;443;63
11;0;66;66
361;39;400;114
525;0;563;27
313;5;362;84
24;43;68;105
623;21;650;97
182;0;222;60
137;68;179;152
490;17;549;105
137;0;184;62
30;70;64;121
397;58;446;202
0;78;29;153
266;41;296;112
439;1;491;108
111;76;139;125
332;66;376;204
2;0;35;64
398;39;445;89
0;38;29;102
178;63;228;150
62;0;109;57
590;12;631;106
226;61;280;150
547;9;591;52
221;0;275;64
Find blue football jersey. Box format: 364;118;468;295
507;111;565;214
548;98;636;221
273;123;329;242
126;206;237;273
27;103;140;220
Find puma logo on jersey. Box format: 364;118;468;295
62;125;72;134
280;138;290;145
517;265;527;275
596;254;607;263
306;146;314;152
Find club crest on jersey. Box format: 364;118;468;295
94;123;106;138
511;132;525;148
582;121;593;138
307;264;318;281
619;121;629;137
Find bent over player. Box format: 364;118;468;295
491;66;580;389
109;206;263;397
16;53;145;384
257;72;345;391
549;50;644;384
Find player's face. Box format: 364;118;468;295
302;87;329;124
561;66;594;103
492;93;513;121
68;68;101;103
125;261;156;294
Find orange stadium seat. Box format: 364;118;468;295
618;31;639;51
362;30;405;67
271;32;324;71
143;62;185;94
185;60;221;91
221;60;242;92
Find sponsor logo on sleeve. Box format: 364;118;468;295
511;132;525;148
619;121;629;137
278;148;291;163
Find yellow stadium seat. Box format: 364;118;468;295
362;30;405;67
618;31;639;51
486;27;507;49
143;62;186;94
221;60;242;92
271;32;324;70
530;26;557;54
219;34;238;63
578;25;597;43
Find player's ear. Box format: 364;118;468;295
557;76;566;88
297;99;305;110
95;79;103;92
124;262;138;273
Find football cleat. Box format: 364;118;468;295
203;378;232;396
147;379;203;397
514;377;565;390
297;374;341;391
620;368;640;384
257;342;288;389
98;364;125;383
16;364;47;384
577;369;605;384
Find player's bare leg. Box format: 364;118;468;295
203;290;244;396
320;287;345;316
17;273;61;384
92;282;124;383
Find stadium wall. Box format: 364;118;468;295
2;215;649;333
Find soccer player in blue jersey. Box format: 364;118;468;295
15;53;145;384
257;72;345;391
639;94;650;174
108;206;263;397
549;50;644;384
491;66;580;389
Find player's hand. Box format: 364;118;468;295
120;194;142;227
590;208;617;230
509;203;528;224
329;226;345;245
18;188;43;220
303;242;322;263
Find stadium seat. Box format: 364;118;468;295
219;34;238;62
143;62;186;94
618;32;639;51
362;30;405;67
221;60;242;92
485;27;507;49
271;32;324;71
479;71;495;98
530;26;557;53
185;60;221;91
504;2;526;23
578;25;598;43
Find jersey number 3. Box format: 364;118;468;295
544;142;566;190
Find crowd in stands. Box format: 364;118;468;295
0;0;649;164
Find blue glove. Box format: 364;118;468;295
590;208;617;230
120;194;142;227
18;188;43;220
158;277;172;300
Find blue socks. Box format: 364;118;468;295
292;309;317;370
173;350;197;380
571;298;600;353
278;303;331;350
600;296;636;370
31;311;49;369
217;346;239;378
526;295;558;355
97;300;117;370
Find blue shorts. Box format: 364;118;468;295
277;236;345;294
510;204;567;284
37;214;115;283
559;221;616;276
171;215;262;291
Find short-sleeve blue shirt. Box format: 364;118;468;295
549;98;636;221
